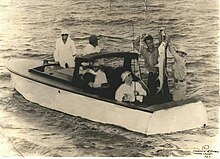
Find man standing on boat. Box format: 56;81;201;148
133;33;170;98
167;40;187;101
82;35;101;55
54;29;77;68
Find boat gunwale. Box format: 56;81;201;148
8;67;200;114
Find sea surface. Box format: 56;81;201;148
0;0;219;157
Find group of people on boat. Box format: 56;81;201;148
54;29;101;68
132;30;187;102
53;28;187;105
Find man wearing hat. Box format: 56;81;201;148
54;29;77;68
115;71;147;102
168;41;187;101
82;35;101;55
81;60;107;88
88;60;107;88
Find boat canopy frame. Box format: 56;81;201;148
72;52;139;81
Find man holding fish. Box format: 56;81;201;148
133;29;171;104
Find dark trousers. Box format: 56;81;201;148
147;72;159;95
145;72;171;105
147;72;170;95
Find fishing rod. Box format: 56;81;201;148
131;21;150;95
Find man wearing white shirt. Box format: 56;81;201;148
54;29;77;68
81;61;108;97
115;71;147;103
168;42;187;101
85;61;107;88
82;35;101;55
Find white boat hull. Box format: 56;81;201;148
11;73;152;133
7;59;208;135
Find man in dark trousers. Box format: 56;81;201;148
133;32;171;104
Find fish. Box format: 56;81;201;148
155;41;166;94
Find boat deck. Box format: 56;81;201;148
28;65;200;113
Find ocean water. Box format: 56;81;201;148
0;0;219;157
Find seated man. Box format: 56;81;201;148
81;60;108;95
88;61;108;88
115;71;147;103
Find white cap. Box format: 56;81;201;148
86;69;96;75
61;29;69;35
159;27;165;31
82;68;96;75
176;46;188;55
159;27;165;33
121;71;131;81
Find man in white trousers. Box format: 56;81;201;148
54;29;77;68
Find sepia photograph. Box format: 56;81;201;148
0;0;219;157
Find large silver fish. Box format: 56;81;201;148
155;40;166;94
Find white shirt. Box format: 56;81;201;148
93;69;107;88
173;54;186;80
115;82;147;102
83;44;101;55
54;37;77;67
168;44;186;81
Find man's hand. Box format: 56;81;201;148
122;94;132;102
134;90;140;96
88;82;94;88
165;35;170;45
54;61;59;65
141;33;147;39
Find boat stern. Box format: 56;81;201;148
146;100;208;135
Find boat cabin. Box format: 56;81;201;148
30;52;142;100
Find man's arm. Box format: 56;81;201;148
115;86;124;102
136;82;147;96
133;35;148;54
133;36;141;52
168;42;181;62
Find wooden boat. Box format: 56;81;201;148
6;52;207;135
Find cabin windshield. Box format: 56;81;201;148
30;52;143;101
101;57;124;68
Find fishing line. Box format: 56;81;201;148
7;136;24;158
136;59;150;94
130;14;150;94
